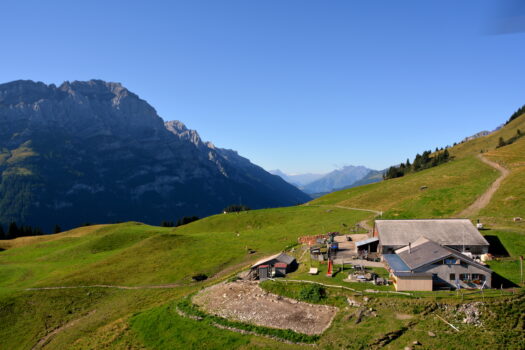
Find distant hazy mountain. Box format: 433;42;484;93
463;130;491;142
269;170;325;187
333;169;384;190
0;79;310;231
301;165;377;194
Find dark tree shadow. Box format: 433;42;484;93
492;271;519;289
485;235;510;257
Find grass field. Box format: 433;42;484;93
310;155;499;219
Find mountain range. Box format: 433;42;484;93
268;170;325;187
0;80;310;230
272;166;383;195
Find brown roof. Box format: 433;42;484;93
376;219;489;247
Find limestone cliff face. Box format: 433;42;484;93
0;80;309;230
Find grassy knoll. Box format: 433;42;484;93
449;112;525;159
0;206;371;349
310;155;499;219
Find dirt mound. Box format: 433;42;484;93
193;281;338;335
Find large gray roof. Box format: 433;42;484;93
376;219;489;247
394;237;492;272
395;237;451;270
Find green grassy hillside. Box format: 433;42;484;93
450;111;525;158
309;156;499;219
1;115;524;349
0;206;373;349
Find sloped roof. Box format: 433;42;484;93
356;237;379;247
395;237;451;270
383;254;410;272
251;252;295;268
394;236;492;272
376;219;489;247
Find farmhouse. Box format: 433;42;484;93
250;252;297;280
374;219;489;256
383;237;492;291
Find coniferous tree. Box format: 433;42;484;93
497;137;506;148
7;222;19;238
54;224;62;234
0;225;4;239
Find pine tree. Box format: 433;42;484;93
0;225;4;239
7;222;19;238
498;137;506;148
54;224;62;234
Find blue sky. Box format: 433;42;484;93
1;1;524;173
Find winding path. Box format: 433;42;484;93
457;154;510;217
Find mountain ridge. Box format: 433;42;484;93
0;79;310;230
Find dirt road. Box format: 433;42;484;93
458;154;510;217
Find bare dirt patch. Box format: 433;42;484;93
193;281;338;335
395;313;414;320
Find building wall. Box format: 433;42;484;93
417;262;491;288
394;276;433;291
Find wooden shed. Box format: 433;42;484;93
251;252;297;280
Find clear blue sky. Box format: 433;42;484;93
1;1;524;173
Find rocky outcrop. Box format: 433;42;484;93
0;80;309;230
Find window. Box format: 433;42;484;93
445;258;457;265
449;273;456;281
471;274;486;282
460;273;471;281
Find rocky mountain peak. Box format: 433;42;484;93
0;79;310;230
165;120;204;148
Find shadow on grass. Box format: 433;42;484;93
492;271;519;289
485;235;510;257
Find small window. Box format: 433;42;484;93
449;273;456;281
445;258;457;265
460;273;471;281
471;274;486;282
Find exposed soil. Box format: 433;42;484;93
458;154;510;217
192;281;338;335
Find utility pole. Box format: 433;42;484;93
520;255;523;285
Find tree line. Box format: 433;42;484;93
0;222;63;239
506;104;525;125
384;148;450;180
160;216;200;227
497;129;523;149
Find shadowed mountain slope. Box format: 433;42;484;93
0;80;309;230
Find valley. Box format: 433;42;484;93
0;111;524;349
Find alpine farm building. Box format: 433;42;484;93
375;219;489;256
375;219;492;291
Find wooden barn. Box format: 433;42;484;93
250;253;297;280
